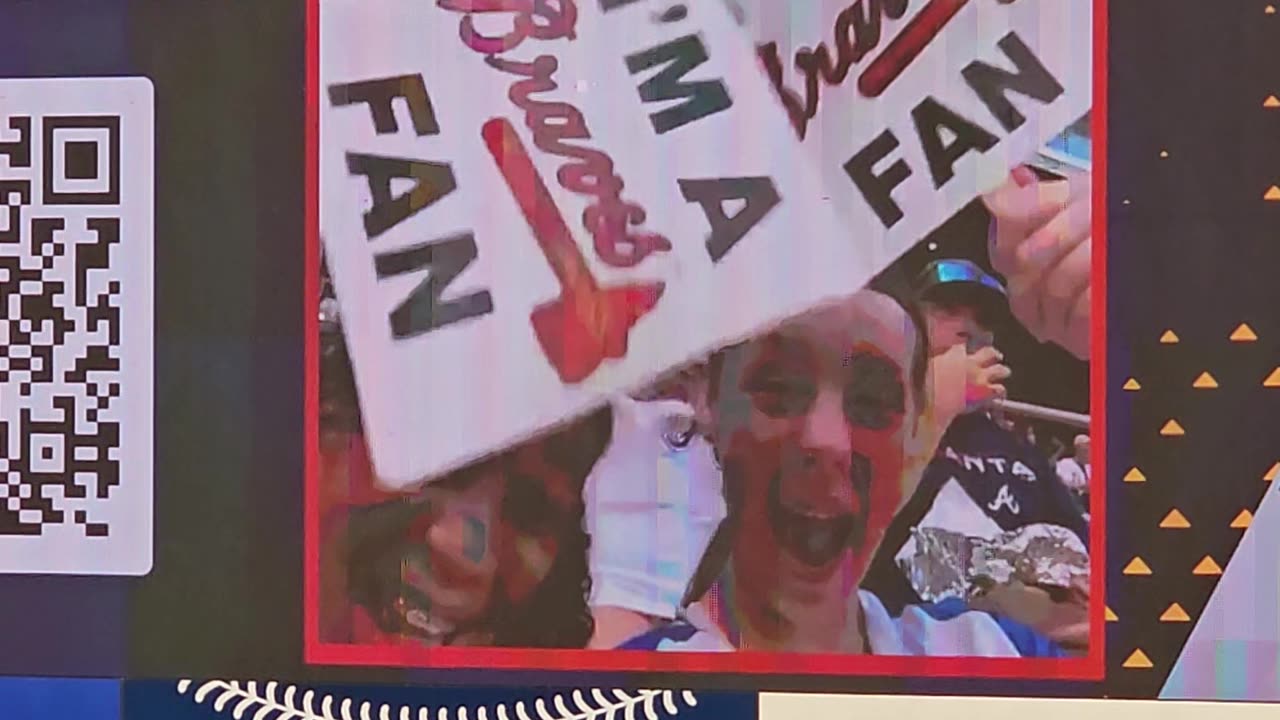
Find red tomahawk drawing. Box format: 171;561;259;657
483;117;664;384
858;0;971;98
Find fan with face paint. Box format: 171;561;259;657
719;296;919;577
334;407;612;649
694;286;931;651
615;282;1068;657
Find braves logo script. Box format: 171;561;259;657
440;0;669;383
760;0;1021;139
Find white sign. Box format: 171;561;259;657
732;0;1092;267
321;0;872;489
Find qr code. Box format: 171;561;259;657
0;78;154;576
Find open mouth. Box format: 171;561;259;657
766;455;871;568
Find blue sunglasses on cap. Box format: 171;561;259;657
916;259;1007;298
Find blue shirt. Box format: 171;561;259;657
619;590;1066;658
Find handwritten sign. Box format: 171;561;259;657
731;0;1092;266
321;0;870;488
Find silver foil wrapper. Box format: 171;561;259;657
899;523;1089;604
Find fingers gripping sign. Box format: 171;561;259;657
983;168;1091;360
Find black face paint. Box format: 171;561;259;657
843;351;906;430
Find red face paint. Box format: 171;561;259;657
711;292;920;644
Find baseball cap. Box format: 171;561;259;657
914;259;1009;330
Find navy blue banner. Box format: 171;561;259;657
123;681;756;720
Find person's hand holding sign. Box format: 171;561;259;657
983;167;1091;361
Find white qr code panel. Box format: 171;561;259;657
0;77;154;575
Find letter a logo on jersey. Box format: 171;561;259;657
987;483;1021;515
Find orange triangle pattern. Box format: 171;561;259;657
1124;467;1146;483
1266;462;1279;482
1106;606;1118;622
1266;186;1280;201
1193;556;1223;575
1264;367;1280;387
1124;557;1153;575
1231;323;1259;342
1160;509;1191;529
1160;330;1180;343
1231;509;1254;529
1124;649;1154;668
1123;378;1142;391
1161;603;1191;622
1267;95;1280;108
1161;419;1186;436
1193;372;1219;389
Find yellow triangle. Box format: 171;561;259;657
1123;649;1154;669
1265;462;1279;482
1267;95;1280;108
1124;467;1147;483
1231;509;1254;529
1105;606;1119;622
1160;330;1180;344
1265;367;1280;387
1193;556;1223;575
1231;323;1258;342
1160;509;1191;529
1124;556;1153;575
1266;186;1280;201
1193;372;1219;389
1123;378;1142;391
1161;419;1186;436
1160;603;1191;622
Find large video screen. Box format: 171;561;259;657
310;0;1098;677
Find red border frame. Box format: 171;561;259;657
303;0;1107;680
303;0;321;664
